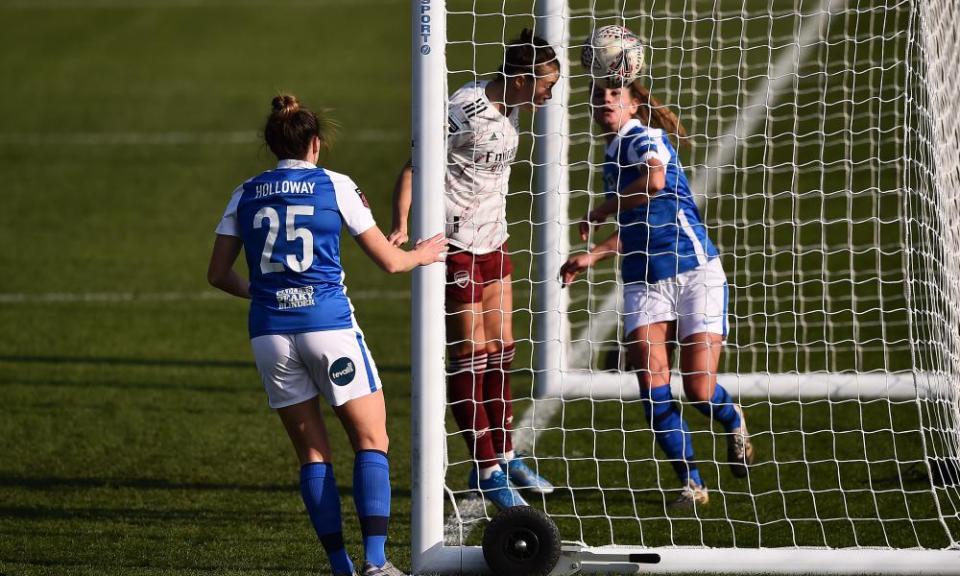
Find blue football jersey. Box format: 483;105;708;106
216;160;376;338
603;119;719;284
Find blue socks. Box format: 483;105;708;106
354;450;391;568
300;462;354;575
692;384;742;433
642;386;703;487
300;453;392;572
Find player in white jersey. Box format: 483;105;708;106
207;94;446;576
561;80;755;509
389;29;559;509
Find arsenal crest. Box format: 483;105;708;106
453;270;471;288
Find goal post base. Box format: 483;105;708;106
413;544;584;576
414;544;960;575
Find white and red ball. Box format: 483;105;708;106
580;25;646;86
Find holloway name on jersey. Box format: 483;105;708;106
445;81;520;255
604;118;719;284
216;159;375;338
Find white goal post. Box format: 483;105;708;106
410;0;960;574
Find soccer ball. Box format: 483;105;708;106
580;25;645;87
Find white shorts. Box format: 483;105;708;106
250;328;383;409
622;257;729;341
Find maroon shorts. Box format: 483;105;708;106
445;244;514;304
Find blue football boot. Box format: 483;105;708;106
468;468;528;510
503;457;555;495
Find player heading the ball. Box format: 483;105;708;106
390;29;559;510
208;94;445;576
561;32;756;508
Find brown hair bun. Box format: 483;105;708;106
271;94;300;116
501;28;558;78
264;93;333;160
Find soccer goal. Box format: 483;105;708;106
410;0;960;574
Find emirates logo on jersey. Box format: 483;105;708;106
476;145;517;171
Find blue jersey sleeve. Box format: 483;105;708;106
625;137;657;163
624;127;671;167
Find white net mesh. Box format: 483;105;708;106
439;0;960;556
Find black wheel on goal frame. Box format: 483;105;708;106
482;506;561;576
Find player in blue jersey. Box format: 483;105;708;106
560;81;755;508
207;94;446;576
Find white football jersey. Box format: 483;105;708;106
445;81;520;255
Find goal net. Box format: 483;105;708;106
410;0;960;573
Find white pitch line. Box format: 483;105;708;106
0;286;535;305
691;0;847;207
3;0;402;9
571;0;844;364
443;494;487;546
0;129;404;147
0;289;411;304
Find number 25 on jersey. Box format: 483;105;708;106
253;205;314;274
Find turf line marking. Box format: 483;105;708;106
4;0;402;8
572;0;843;365
0;287;533;305
0;129;404;146
691;0;846;207
0;289;411;304
442;494;487;546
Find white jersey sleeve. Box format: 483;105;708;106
215;186;244;236
329;171;376;236
626;127;671;166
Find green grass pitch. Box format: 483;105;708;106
1;1;956;575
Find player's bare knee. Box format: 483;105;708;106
485;338;513;355
297;446;330;467
353;429;389;453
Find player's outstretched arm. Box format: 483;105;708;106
618;157;666;209
207;234;250;299
388;160;413;247
560;232;620;287
579;158;668;239
355;225;447;274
